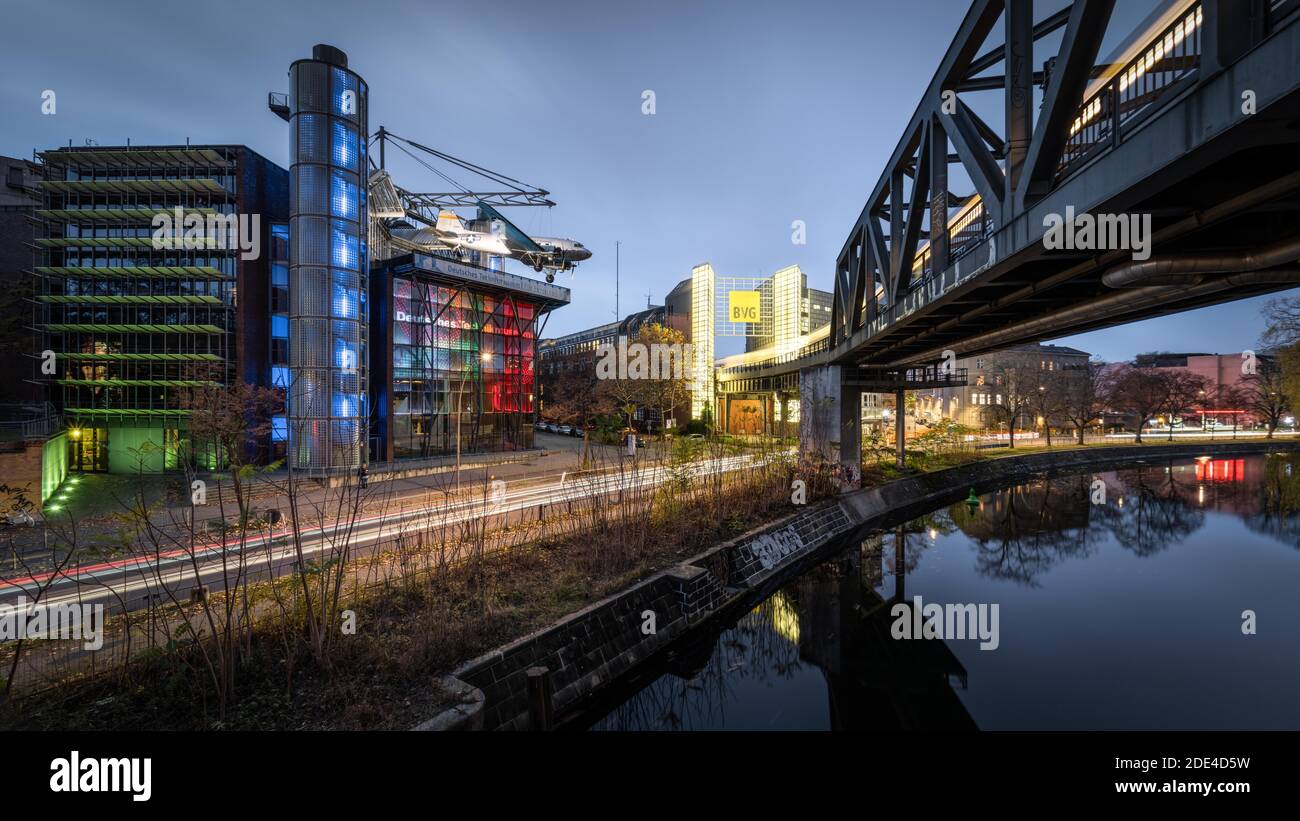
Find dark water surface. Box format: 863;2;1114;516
589;453;1300;730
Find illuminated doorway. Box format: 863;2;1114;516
67;427;108;473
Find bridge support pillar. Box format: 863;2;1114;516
799;365;861;491
895;388;906;470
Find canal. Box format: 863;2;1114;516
585;452;1300;730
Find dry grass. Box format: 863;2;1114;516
0;439;822;730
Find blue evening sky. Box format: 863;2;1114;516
0;0;1286;361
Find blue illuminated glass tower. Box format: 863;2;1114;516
288;44;368;473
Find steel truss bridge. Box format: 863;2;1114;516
718;0;1300;398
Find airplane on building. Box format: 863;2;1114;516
387;199;590;282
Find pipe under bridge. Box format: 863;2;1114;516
715;0;1300;482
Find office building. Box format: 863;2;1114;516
31;144;288;472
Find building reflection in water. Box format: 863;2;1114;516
811;537;978;730
591;530;979;731
589;453;1300;731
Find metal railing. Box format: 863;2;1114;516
716;335;831;379
1058;3;1203;179
0;403;62;442
849;365;970;388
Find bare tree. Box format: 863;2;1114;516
1107;365;1169;444
1159;371;1211;441
1060;359;1111;444
979;365;1036;448
1260;296;1300;350
541;349;616;426
1026;370;1068;447
1241;356;1289;437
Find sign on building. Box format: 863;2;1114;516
728;290;761;323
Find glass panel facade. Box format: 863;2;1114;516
288;52;368;473
389;275;536;458
33;147;240;425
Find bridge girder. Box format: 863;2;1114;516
807;0;1300;375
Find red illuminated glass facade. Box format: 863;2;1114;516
385;275;538;458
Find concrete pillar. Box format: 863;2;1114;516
799;365;861;490
895;388;906;469
841;384;863;488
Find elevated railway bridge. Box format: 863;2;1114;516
714;0;1300;480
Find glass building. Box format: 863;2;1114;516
370;253;569;462
287;44;368;475
31;145;287;473
24;44;575;488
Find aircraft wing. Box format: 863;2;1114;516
476;200;544;254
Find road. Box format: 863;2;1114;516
0;451;764;616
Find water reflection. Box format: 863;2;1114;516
590;453;1300;731
593;549;977;731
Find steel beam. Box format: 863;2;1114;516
929;116;950;271
1017;0;1117;208
966;5;1072;77
1004;0;1034;200
939;99;1005;223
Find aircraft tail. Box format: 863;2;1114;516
436;210;463;234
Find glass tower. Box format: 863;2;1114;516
288;45;368;473
690;263;715;419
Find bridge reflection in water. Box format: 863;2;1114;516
585;453;1300;731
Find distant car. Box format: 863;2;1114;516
534;421;548;431
687;433;705;441
547;423;561;434
557;425;573;435
568;425;584;437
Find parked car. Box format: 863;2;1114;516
557;424;573;435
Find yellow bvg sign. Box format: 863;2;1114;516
728;290;761;323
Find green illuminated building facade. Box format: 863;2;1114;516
32;145;288;473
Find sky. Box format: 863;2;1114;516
0;0;1288;362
